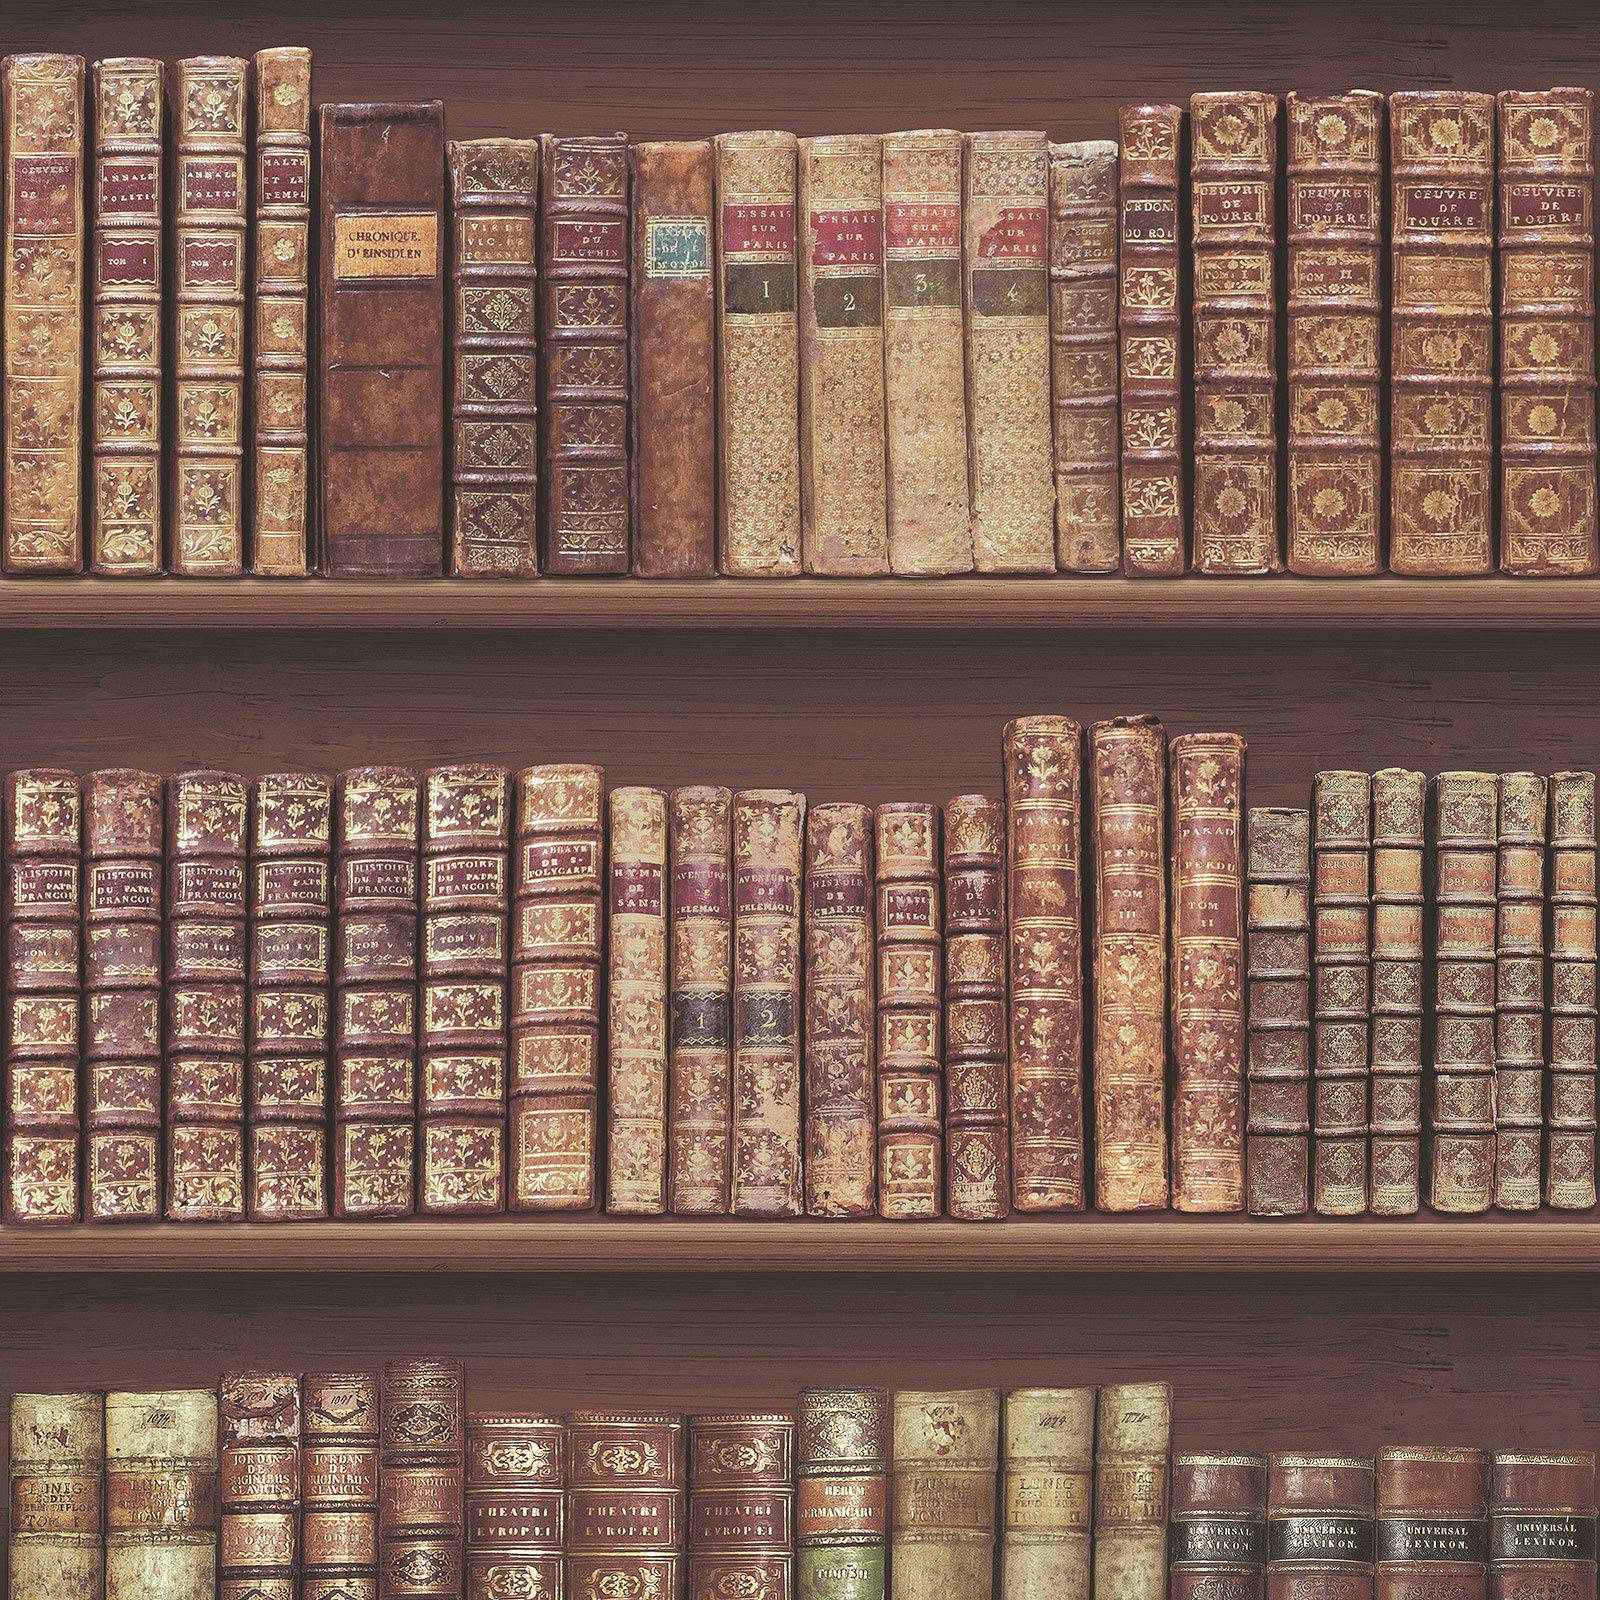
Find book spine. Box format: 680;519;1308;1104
689;1413;795;1600
631;139;717;577
1284;90;1384;575
219;1372;301;1600
882;128;972;575
732;788;805;1216
90;57;164;574
567;1411;685;1600
1093;1384;1171;1600
447;138;539;576
607;784;670;1214
892;1389;1000;1600
965;130;1055;572
380;1360;465;1600
1172;1455;1267;1600
249;771;332;1221
1090;715;1169;1210
302;1372;380;1600
797;1387;889;1600
251;46;313;576
1495;773;1547;1210
804;801;877;1217
1490;1454;1597;1600
1002;715;1085;1211
465;1413;564;1600
1388;92;1495;575
510;763;604;1211
2;53;86;573
84;768;163;1221
1267;1455;1375;1600
8;1391;104;1600
1001;1387;1093;1600
669;784;734;1214
1377;1449;1489;1600
1497;88;1598;575
4;769;82;1224
1118;103;1186;576
334;766;419;1219
1547;772;1598;1208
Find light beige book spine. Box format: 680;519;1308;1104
1002;1387;1094;1600
1093;1383;1171;1600
9;1391;105;1600
892;1389;1001;1600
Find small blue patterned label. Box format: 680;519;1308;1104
645;216;710;278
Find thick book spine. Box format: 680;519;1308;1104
965;130;1054;572
1548;772;1598;1209
1171;1455;1267;1600
9;1392;104;1600
249;771;332;1221
607;784;670;1213
334;766;419;1219
1048;139;1119;573
510;763;604;1212
1388;92;1495;575
669;785;734;1214
219;1372;301;1600
631;139;716;577
465;1413;564;1600
540;132;629;574
1090;715;1169;1210
1001;1387;1093;1600
689;1413;795;1600
84;768;163;1221
567;1411;685;1600
1118;103;1186;576
892;1390;1000;1600
90;57;164;574
447;138;539;577
882;128;971;575
1093;1384;1171;1600
1285;90;1384;575
1377;1449;1489;1600
797;1387;889;1600
2;53;86;573
1490;1454;1597;1600
1498;89;1598;575
732;789;805;1216
380;1360;465;1600
1495;773;1547;1210
251;46;314;576
1003;716;1085;1212
1267;1456;1375;1600
302;1372;380;1600
804;801;876;1217
4;769;82;1224
799;133;889;575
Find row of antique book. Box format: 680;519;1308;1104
3;48;1596;581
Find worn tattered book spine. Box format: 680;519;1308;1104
219;1372;301;1600
1548;772;1598;1208
9;1391;104;1600
302;1372;380;1600
797;1386;889;1600
1495;774;1547;1210
1001;1387;1093;1600
892;1390;1000;1600
379;1359;465;1600
1093;1384;1171;1600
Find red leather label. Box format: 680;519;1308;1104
977;204;1047;261
810;207;881;267
721;203;795;256
885;200;959;252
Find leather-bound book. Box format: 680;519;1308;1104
249;771;332;1222
1430;772;1500;1213
797;1387;889;1600
1377;1449;1488;1600
732;789;805;1216
689;1413;795;1600
1284;91;1384;576
1388;92;1495;575
799;133;889;574
465;1413;564;1600
9;1392;104;1600
421;764;510;1215
166;769;247;1219
804;801;876;1218
669;785;734;1215
1246;807;1311;1217
1093;1384;1170;1600
892;1390;1000;1600
965;130;1055;572
876;802;943;1218
510;763;604;1212
4;769;82;1224
1048;140;1119;573
447;138;539;577
90;57;163;574
540;132;630;574
318;101;446;576
1498;89;1598;575
1090;716;1168;1210
882;128;971;576
2;54;86;573
1548;772;1598;1209
1003;716;1085;1212
1172;1455;1267;1600
105;1388;219;1600
302;1373;380;1600
1267;1456;1375;1600
1170;732;1246;1211
334;767;419;1219
219;1372;301;1600
1118;103;1186;576
1490;1453;1597;1600
1369;771;1426;1217
1311;770;1371;1217
1495;774;1547;1211
567;1411;685;1600
631;140;716;577
715;130;801;576
608;785;670;1213
380;1360;465;1600
252;47;314;576
1001;1388;1093;1600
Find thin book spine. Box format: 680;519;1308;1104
379;1360;465;1600
1093;1384;1172;1600
1495;773;1547;1210
1547;772;1598;1208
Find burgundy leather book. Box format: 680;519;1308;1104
219;1371;301;1600
1490;1454;1596;1600
568;1412;685;1600
1267;1456;1375;1600
1377;1449;1488;1600
380;1360;465;1600
689;1413;794;1600
1172;1455;1267;1600
466;1413;564;1600
302;1372;381;1600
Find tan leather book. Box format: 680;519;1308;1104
465;1412;563;1600
1285;91;1384;575
1376;1448;1488;1600
9;1392;104;1600
892;1390;1000;1600
90;57;164;575
1171;1455;1267;1600
568;1412;685;1600
1389;92;1495;575
218;1372;300;1600
882;129;972;575
688;1413;794;1600
1495;773;1546;1211
302;1373;380;1600
1548;771;1598;1209
1001;1388;1093;1600
716;130;802;575
1267;1455;1375;1600
1093;1384;1170;1600
379;1360;464;1600
1498;88;1598;575
798;1387;889;1600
